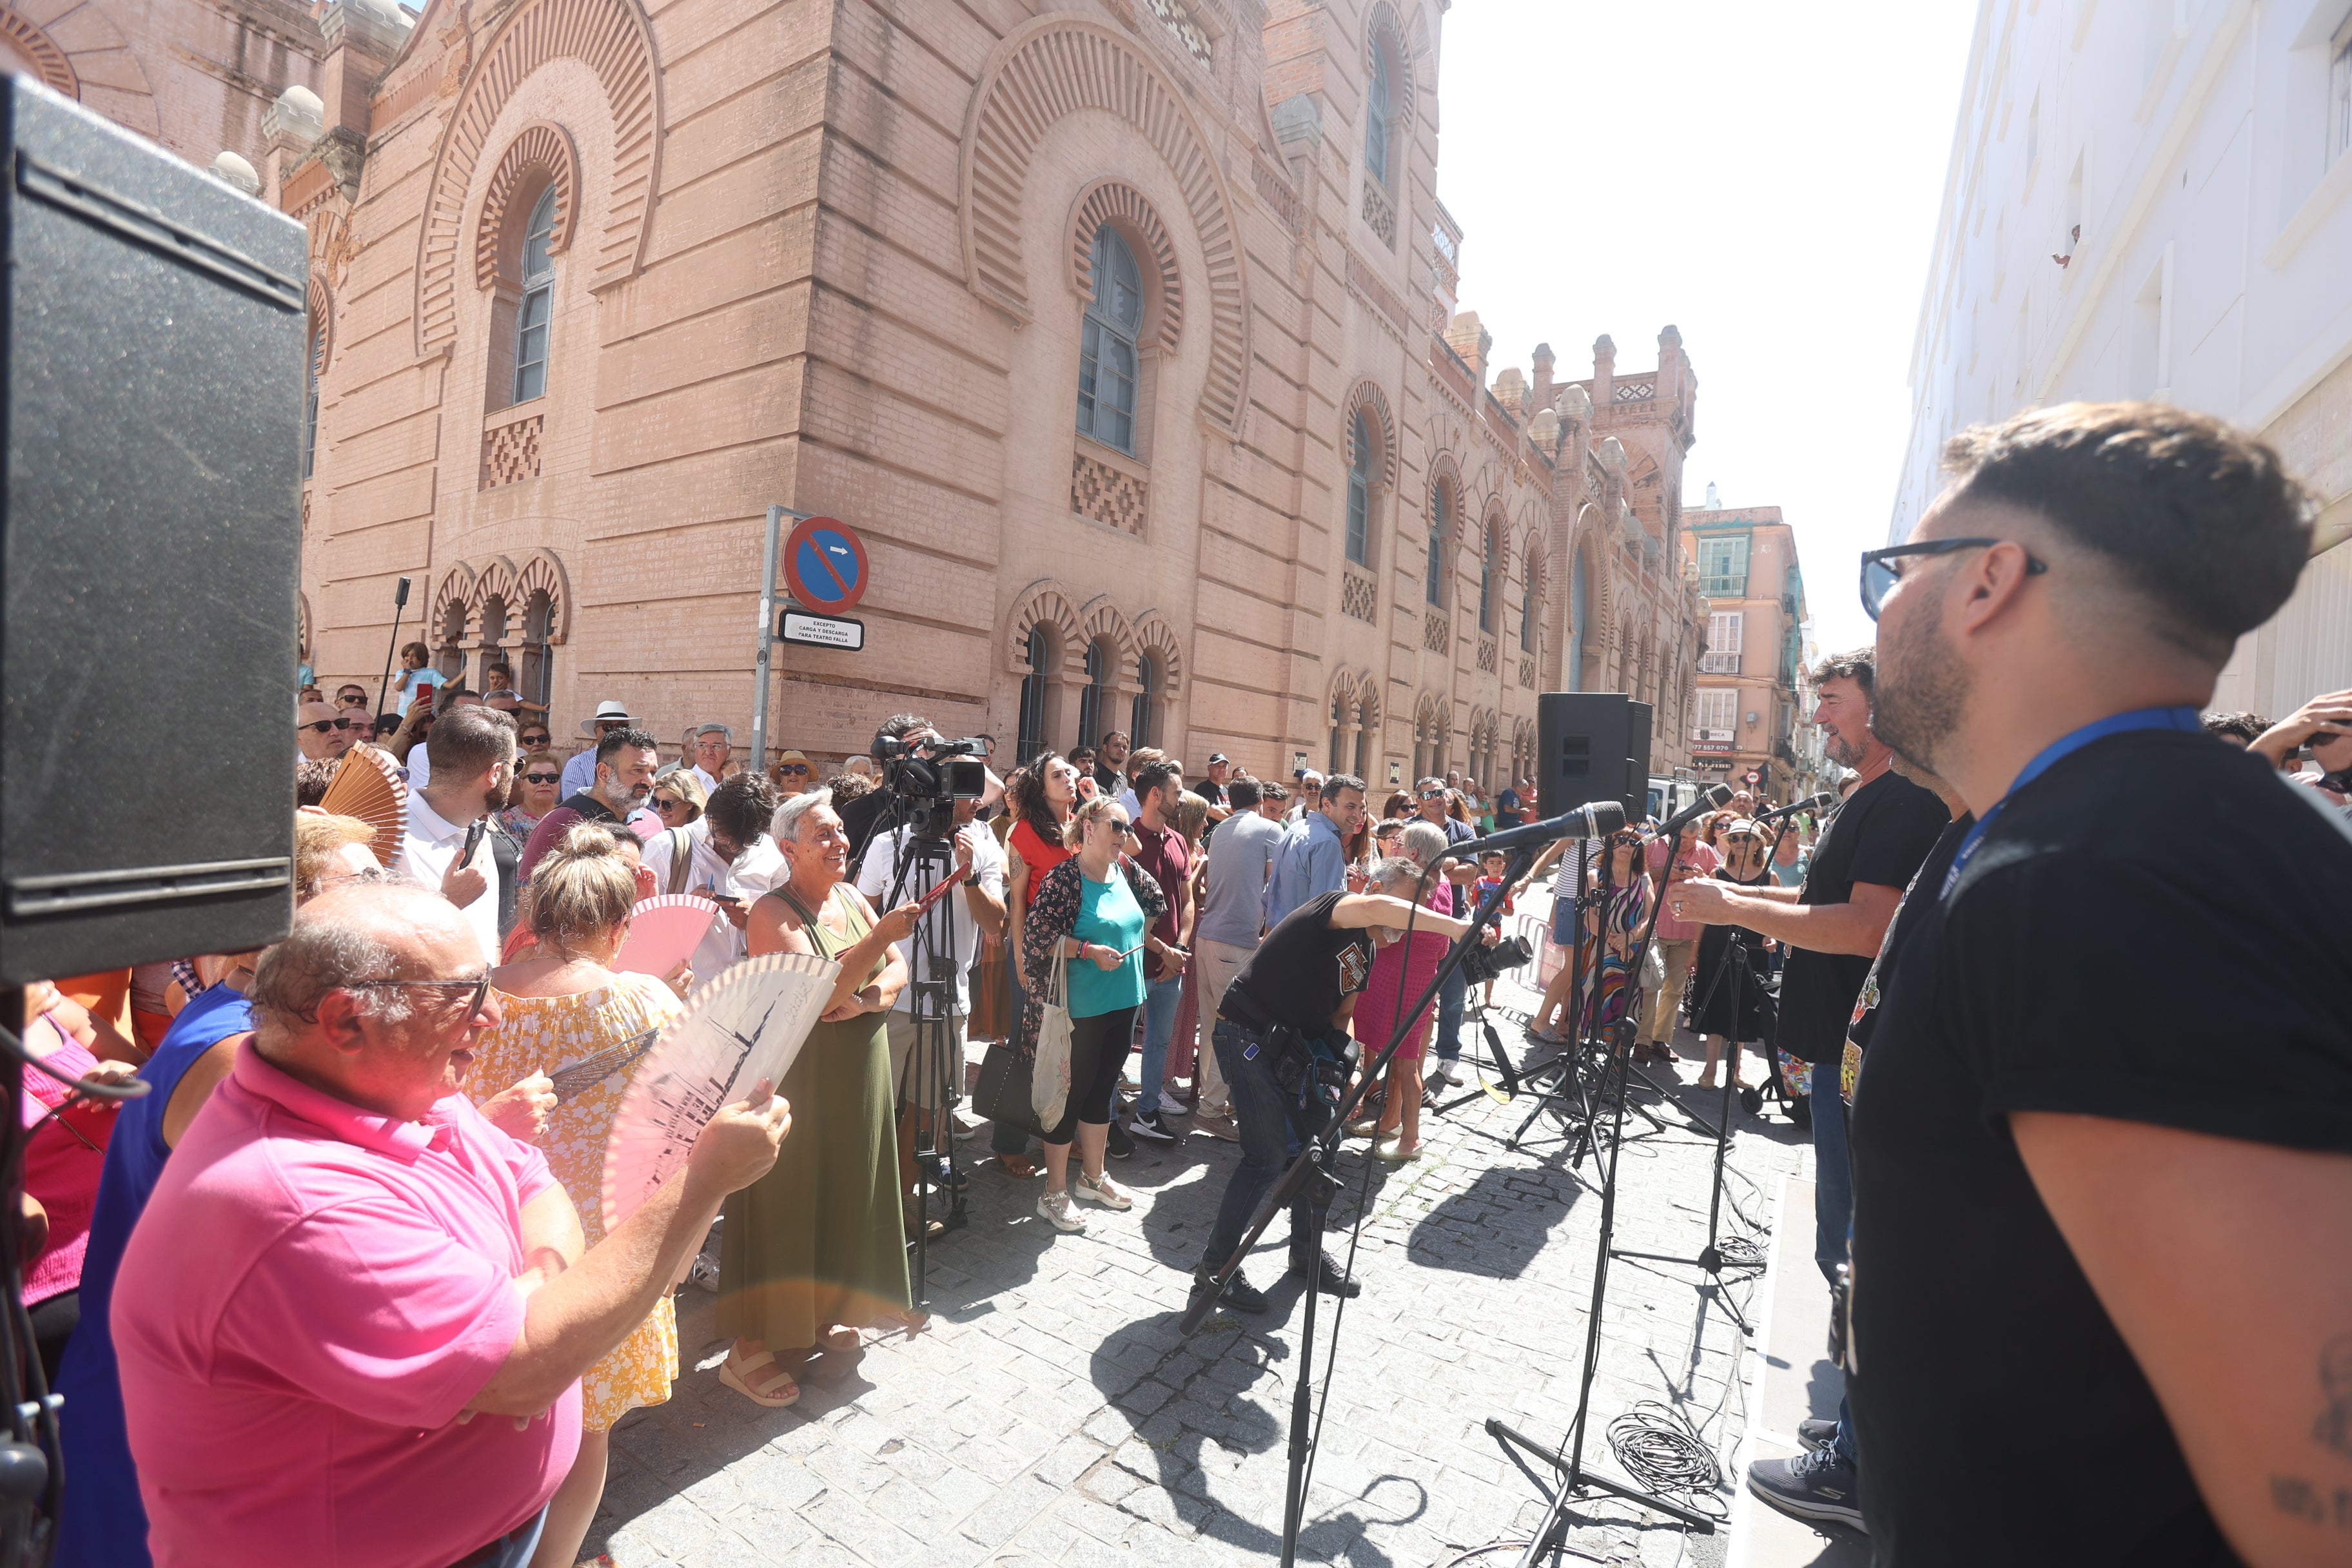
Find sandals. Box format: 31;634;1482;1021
718;1349;800;1408
819;1326;861;1352
999;1155;1039;1179
1375;1136;1424;1162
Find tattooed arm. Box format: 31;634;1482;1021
2014;1112;2352;1567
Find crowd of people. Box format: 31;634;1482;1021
33;397;2352;1567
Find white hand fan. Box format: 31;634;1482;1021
600;951;838;1231
614;893;720;978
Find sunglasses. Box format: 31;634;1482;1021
1859;538;2047;620
300;718;364;734
344;971;493;1016
777;763;810;776
522;771;561;785
652;796;687;810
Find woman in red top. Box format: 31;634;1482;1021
998;753;1080;1177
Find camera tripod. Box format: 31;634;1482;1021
877;806;972;1307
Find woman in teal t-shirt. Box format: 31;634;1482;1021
1017;796;1172;1234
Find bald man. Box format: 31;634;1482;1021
295;698;358;763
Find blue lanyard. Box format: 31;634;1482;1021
1941;705;2202;897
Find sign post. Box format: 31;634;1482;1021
756;513;872;776
751;505;812;778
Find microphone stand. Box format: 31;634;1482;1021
1181;849;1536;1568
1484;828;1719;1558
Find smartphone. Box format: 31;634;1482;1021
460;819;486;867
413;683;435;718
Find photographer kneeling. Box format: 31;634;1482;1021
1193;858;1498;1313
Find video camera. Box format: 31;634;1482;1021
1458;933;1534;987
872;731;988;838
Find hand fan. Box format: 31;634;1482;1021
614;894;720;978
600;950;838;1231
318;745;407;865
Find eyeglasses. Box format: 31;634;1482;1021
522;771;561;785
345;971;493;1015
1859;538;2048;621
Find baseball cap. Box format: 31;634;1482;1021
1208;752;1230;765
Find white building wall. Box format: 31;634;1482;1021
1890;0;2352;717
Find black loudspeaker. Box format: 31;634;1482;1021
1;80;306;983
1536;693;1654;822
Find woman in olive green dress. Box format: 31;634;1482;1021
716;788;920;1407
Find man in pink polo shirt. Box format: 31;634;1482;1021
111;884;789;1568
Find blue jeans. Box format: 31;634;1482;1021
1812;1071;1851;1286
1199;1021;1330;1273
1136;971;1184;1116
1433;966;1467;1063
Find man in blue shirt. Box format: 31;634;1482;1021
1264;772;1364;929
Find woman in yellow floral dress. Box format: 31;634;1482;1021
470;823;688;1568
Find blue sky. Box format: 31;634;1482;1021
1435;1;1979;654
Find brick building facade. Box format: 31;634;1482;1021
17;0;1707;786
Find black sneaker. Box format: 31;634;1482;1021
1128;1110;1180;1144
1106;1120;1133;1161
917;1154;970;1193
1746;1447;1865;1532
1193;1264;1268;1313
1290;1249;1362;1298
1796;1418;1841;1453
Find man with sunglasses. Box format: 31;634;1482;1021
1816;404;2352;1567
111;882;789;1568
295;698;362;763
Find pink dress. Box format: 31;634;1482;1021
1352;928;1447;1062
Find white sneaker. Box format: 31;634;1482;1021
1074;1170;1135;1210
1037;1188;1088;1231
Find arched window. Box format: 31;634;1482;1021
1130;652;1158;748
1354;694;1377;780
1346;412;1373;567
1018;625;1051;763
1365;44;1392;190
1076;224;1143;454
1426;480;1450;607
1569;551;1589;691
1478;521;1498;632
1329;692;1348;774
478;594;509;683
1077;640;1113;749
303;320;325;480
1521;544;1540;654
512;186;558;404
519;589;556;709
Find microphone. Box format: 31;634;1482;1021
1657;783;1734;836
1462;800;1629;857
1757;792;1836;821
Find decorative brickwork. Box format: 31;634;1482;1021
1068;182;1182;354
475;123;579;289
482;413;544;488
415;0;661;355
1342;381;1398;487
1142;0;1212;64
0;8;77;98
1476;637;1497;674
1346;248;1412;338
1252;154;1303;232
1340;570;1377;623
962;18;1249;433
1072;451;1148;535
1424;611;1449;653
1361;179;1396;247
1521;657;1537;689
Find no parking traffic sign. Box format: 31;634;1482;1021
781;515;870;614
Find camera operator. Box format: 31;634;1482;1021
1191;858;1498;1313
856;792;1007;1228
1829;403;2352;1567
835;713;1005;869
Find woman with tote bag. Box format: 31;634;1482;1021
1014;794;1170;1236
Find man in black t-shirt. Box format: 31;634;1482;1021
1194;862;1496;1316
1843;402;2347;1565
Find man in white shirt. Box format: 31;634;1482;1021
643;773;786;984
390;705;515;965
689;723;735;799
404;689;488;789
857;799;1007;1202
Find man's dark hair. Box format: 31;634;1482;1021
2201;710;2271;744
373;712;400;738
876;713;932;745
1227;775;1262;810
1133;759;1181;799
1323;772;1367;801
1810;647;1876;699
1260;779;1291;803
595;725;658;769
706;770;778;847
295;757;337;807
1101;730;1131;747
425;705;515;779
1941;402;2310;660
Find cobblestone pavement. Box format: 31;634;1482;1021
587;980;1809;1567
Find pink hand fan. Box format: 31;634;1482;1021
600;951;838;1230
614;893;719;977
